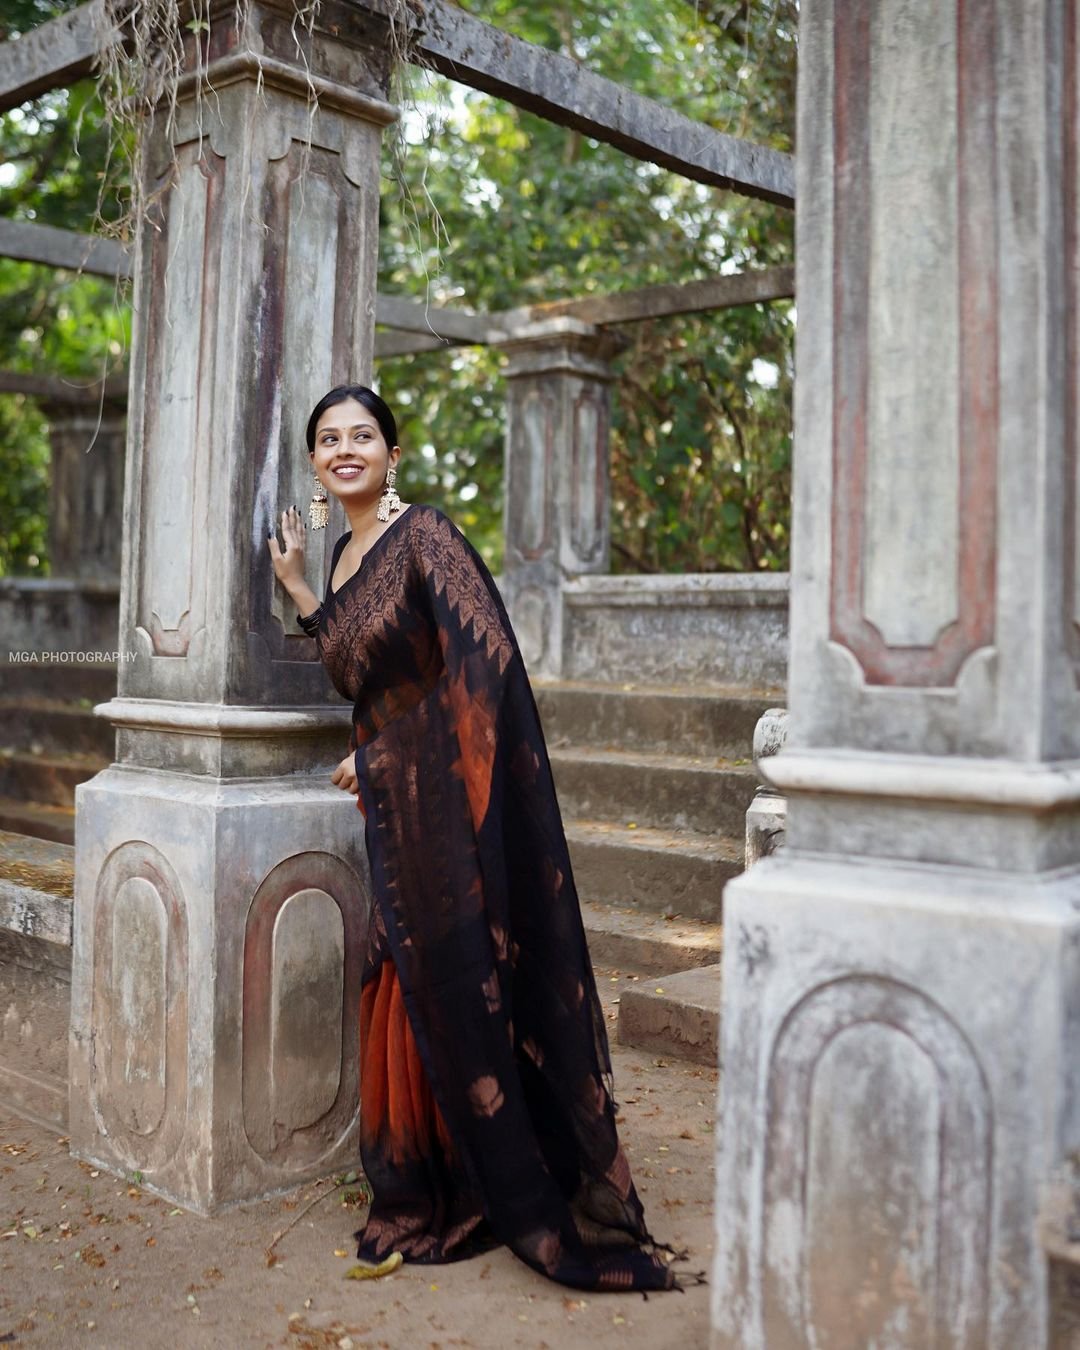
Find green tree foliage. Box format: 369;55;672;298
1;0;127;575
0;0;794;576
377;0;795;571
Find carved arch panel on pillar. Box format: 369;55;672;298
570;386;608;566
829;0;998;687
760;974;992;1350
89;841;190;1174
252;140;380;659
241;851;368;1168
137;140;226;660
506;387;556;562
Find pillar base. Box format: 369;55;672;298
69;765;371;1215
712;852;1080;1350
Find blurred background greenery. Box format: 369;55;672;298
0;0;794;576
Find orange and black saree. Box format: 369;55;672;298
306;503;684;1292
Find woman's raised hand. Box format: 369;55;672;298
267;505;307;586
330;753;359;796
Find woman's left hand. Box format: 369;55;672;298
331;753;359;795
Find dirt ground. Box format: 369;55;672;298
0;969;717;1349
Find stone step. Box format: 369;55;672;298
0;798;75;847
0;829;74;899
0;830;74;1131
567;818;740;923
580;899;722;976
617;963;721;1066
550;745;758;835
534;677;775;760
0;660;116;703
0;697;114;757
0;747;106;808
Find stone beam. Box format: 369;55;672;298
0;218;130;279
0;2;104;111
374;264;795;358
372;292;497;342
0;368;127;405
502;263;795;329
0;1;794;206
391;0;795;208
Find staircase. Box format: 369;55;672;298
535;677;776;1065
0;660;115;844
0;664;770;1127
0;661;113;1127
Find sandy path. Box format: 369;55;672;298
0;968;717;1349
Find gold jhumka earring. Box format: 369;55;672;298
377;463;401;522
309;473;329;529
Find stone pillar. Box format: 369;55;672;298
43;399;126;583
712;2;1080;1346
500;318;620;677
68;3;396;1213
744;708;787;869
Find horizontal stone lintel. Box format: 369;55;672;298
0;221;791;353
763;748;1080;813
1;1;792;206
397;0;794;205
0;218;129;280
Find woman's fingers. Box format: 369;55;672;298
282;505;306;554
267;508;307;583
330;754;358;795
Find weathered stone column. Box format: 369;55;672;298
68;3;395;1213
500;318;619;676
44;399;126;583
743;707;787;869
712;2;1080;1345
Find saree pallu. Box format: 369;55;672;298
312;503;683;1292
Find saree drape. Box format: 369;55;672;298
307;503;684;1293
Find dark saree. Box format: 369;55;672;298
305;503;686;1293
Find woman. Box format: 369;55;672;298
268;385;693;1293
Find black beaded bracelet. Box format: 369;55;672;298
296;606;322;637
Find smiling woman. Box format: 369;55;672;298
266;385;697;1294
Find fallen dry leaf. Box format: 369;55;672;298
343;1251;403;1281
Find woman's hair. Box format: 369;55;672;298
306;385;398;455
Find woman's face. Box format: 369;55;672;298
310;397;399;504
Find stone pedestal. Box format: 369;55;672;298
500;318;620;676
711;1;1080;1345
68;1;396;1213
